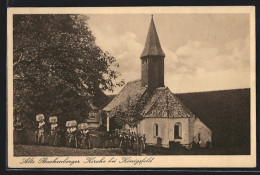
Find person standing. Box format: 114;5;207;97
35;114;46;145
37;120;46;145
13;116;26;145
121;132;128;154
65;120;78;148
65;127;71;147
85;130;92;149
50;123;59;146
70;126;78;148
119;133;123;148
140;135;146;154
49;116;59;146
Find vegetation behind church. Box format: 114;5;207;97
176;88;250;154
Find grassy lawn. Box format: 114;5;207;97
14;145;136;156
14;144;247;156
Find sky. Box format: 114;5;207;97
87;14;250;95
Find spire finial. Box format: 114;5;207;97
151;14;153;19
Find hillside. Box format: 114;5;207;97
175;88;250;154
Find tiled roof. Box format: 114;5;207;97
103;80;146;112
140;16;165;58
103;80;194;118
141;87;194;118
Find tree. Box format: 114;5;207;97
113;95;148;155
13;14;124;127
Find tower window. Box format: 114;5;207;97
142;58;148;64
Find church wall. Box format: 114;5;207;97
193;118;212;147
139;117;191;147
189;116;196;146
167;118;190;145
139;118;169;147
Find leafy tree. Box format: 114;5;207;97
13;14;124;128
113;104;143;129
112;95;148;155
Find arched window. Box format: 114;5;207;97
174;123;182;139
154;123;159;136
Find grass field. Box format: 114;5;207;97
14;145;136;156
14;144;247;156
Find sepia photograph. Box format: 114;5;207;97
7;7;256;168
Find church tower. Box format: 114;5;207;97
140;15;165;90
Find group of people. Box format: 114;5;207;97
103;130;147;154
14;115;147;154
65;122;92;149
34;117;93;149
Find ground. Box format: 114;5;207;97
14;145;136;156
14;144;247;156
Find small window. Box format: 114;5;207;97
198;133;201;141
154;123;159;136
174;123;182;139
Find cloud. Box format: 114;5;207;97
165;36;250;93
88;15;250;94
166;68;250;93
91;25;144;94
173;36;249;74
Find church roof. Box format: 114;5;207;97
103;79;194;118
140;16;165;58
141;87;194;118
103;80;146;112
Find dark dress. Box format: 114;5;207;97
14;120;26;145
49;124;60;146
121;135;129;154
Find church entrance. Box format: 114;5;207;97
157;137;162;146
174;123;182;139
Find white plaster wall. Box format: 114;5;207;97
189;116;195;144
168;118;190;145
193;118;212;147
139;117;191;147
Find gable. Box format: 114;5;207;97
142;87;194;118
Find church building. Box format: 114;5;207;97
103;16;211;148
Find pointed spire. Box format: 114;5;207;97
140;15;165;58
